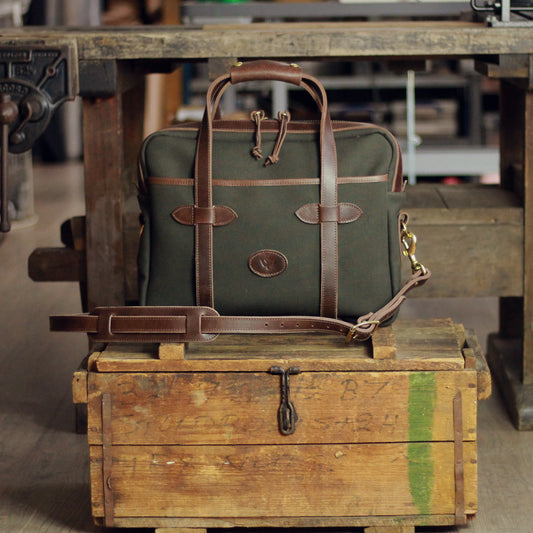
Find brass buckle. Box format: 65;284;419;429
345;320;380;343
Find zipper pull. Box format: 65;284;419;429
265;111;290;166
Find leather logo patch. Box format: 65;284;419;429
249;250;288;278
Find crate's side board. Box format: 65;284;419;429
86;370;477;446
89;441;477;520
95;515;458;529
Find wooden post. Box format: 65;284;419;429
83;92;126;309
83;71;145;309
499;78;533;385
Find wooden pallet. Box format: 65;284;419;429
73;318;490;532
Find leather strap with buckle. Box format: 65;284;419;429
50;266;430;344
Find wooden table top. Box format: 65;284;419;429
0;21;532;61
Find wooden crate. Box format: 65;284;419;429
73;318;490;532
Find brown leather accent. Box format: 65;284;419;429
172;205;238;226
50;306;358;342
50;268;431;343
155;119;371;133
231;60;302;86
150;175;388;187
194;111;214;307
392;139;404;192
248;249;288;278
296;203;363;224
195;61;339;316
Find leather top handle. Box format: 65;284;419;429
193;60;340;318
209;61;325;118
230;60;303;85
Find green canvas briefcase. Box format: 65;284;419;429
138;61;427;321
50;61;429;344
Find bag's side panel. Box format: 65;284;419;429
335;129;401;318
337;181;391;318
138;130;198;306
388;190;407;298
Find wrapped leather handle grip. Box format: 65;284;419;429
230;60;303;86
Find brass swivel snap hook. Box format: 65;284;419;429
400;216;427;276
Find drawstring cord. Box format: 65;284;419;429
250;110;266;160
265;111;290;166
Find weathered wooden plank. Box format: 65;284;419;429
523;88;533;384
89;441;477;519
487;333;533;430
156;529;207;533
158;343;186;360
465;328;492;401
86;368;476;446
83;80;144;308
365;527;414;533
83;92;126;308
72;367;88;404
27;247;85;282
372;325;397;360
498;80;533;386
403;186;523;298
2;23;533;61
95;515;459;529
92;319;466;373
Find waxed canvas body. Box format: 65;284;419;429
138;120;404;320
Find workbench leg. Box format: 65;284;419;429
364;527;415;533
487;80;533;429
83;80;145;309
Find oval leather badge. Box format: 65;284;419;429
248;250;288;278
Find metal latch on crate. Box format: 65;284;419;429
269;366;301;436
0;42;78;231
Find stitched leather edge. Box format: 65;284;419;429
172;205;238;226
248;249;288;278
295;202;363;224
149;175;388;187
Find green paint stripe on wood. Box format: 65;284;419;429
408;372;437;515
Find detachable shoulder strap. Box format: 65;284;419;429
50;268;430;345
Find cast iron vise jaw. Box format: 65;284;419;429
0;41;78;231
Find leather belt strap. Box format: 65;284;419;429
50;268;430;345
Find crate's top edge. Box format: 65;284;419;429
91;318;468;373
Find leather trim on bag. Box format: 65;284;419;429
157;120;378;134
195;61;339;316
172;205;238;226
248;250;288;278
149;175;388;187
295;202;363;224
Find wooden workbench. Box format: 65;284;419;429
6;20;532;427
